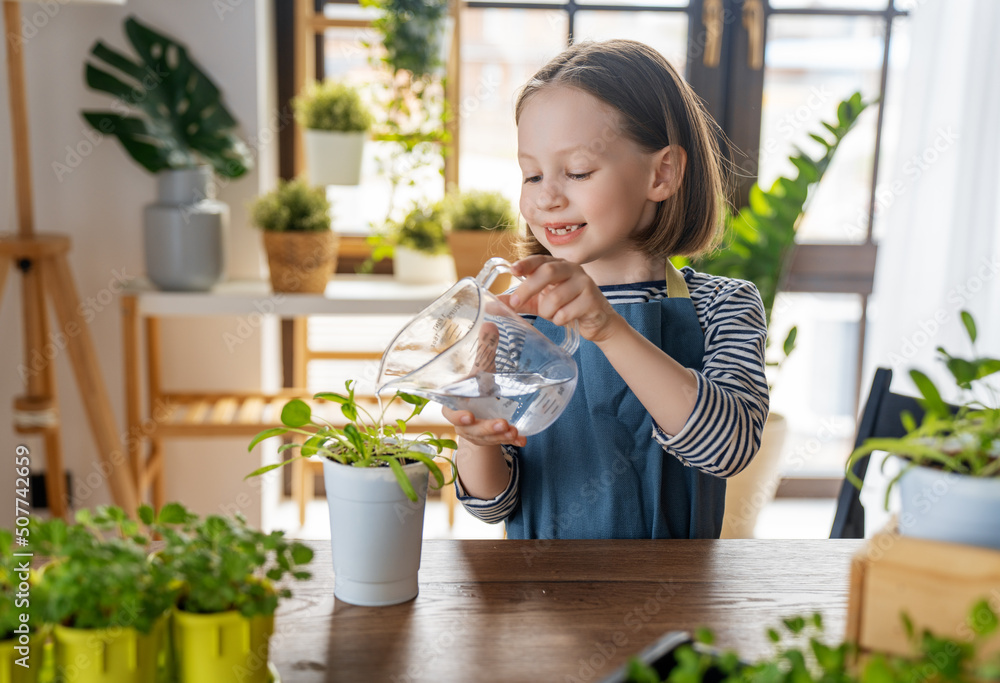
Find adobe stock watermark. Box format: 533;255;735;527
6;0;78;53
566;579;682;683
885;254;1000;371
841;125;959;241
52;62;170;182
18;267;134;384
223;293;287;353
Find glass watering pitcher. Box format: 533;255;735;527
376;258;580;436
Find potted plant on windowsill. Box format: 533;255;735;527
247;381;456;606
381;201;455;284
846;311;1000;551
294;80;373;186
83;16;253;292
674;92;870;538
250;178;338;294
443;190;519;283
31;508;179;683
144;503;313;683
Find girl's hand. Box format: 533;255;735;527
441;407;527;448
506;255;623;342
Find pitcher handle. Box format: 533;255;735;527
475;257;581;356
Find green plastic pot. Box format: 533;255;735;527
171;610;274;683
0;635;40;683
52;615;165;683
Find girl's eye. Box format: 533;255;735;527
523;175;541;184
567;172;593;180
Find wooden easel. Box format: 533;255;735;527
1;1;138;517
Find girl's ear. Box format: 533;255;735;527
647;145;687;202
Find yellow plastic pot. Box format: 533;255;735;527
0;635;40;683
51;615;165;683
171;610;274;683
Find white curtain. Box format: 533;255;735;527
860;0;1000;535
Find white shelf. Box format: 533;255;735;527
126;276;454;317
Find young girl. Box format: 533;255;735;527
443;39;769;540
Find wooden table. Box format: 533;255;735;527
271;539;864;682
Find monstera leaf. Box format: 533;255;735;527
82;16;252;178
676;92;871;365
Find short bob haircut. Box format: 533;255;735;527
514;39;726;260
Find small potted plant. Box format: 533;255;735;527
384;201;454;284
247;381;456;606
442;190;519;281
250;178;338;294
31;507;178;683
146;502;313;683
83;16;254;292
846;310;1000;550
1;529;39;683
293;80;374;186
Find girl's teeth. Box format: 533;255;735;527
551;224;584;235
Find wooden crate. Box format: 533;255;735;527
846;527;1000;661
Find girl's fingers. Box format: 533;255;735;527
509;259;576;310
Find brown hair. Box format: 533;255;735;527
514;39;726;259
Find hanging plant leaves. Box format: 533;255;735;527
81;15;253;178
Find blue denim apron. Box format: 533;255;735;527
505;263;726;539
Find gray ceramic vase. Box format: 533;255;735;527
143;166;228;291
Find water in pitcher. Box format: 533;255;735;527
380;367;577;436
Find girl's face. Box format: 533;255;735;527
517;86;664;284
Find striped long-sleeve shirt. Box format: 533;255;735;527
457;267;770;524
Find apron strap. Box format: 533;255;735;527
666;260;690;299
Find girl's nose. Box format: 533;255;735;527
535;179;566;210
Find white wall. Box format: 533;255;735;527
0;0;280;528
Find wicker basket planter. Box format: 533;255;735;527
262;231;339;294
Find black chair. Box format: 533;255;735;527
829;367;927;539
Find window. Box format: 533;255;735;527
279;0;913;484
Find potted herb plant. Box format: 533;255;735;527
674;92;870;538
386;201;455;284
294;80;373;186
247;381;456;606
144;503;313;683
1;529;39;683
83;16;253;292
443;190;519;281
31;507;178;683
846;311;1000;550
250;178;338;294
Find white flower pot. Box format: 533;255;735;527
322;457;429;606
303;129;366;186
897;462;1000;550
392;246;455;285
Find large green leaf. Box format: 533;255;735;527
81;16;252;178
685;92;872;338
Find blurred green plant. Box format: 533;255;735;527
628;600;1000;682
675;92;871;372
30;507;177;633
142;503;313;617
441;190;517;233
249;179;332;233
293;80;374;132
82;16;253;178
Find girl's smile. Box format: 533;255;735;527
517;86;667;284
